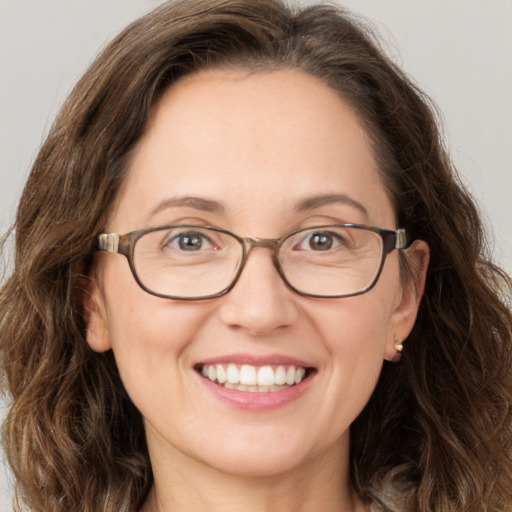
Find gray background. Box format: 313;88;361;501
1;0;511;508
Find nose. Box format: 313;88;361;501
218;247;300;337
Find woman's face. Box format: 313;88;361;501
87;69;425;479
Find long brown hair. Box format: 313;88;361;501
1;1;511;510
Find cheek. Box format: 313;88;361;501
313;292;394;357
106;298;206;364
297;294;393;449
339;302;389;392
100;264;211;397
309;284;398;398
103;297;217;430
101;255;205;353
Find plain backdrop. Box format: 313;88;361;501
0;0;511;508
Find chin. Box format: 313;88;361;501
204;449;311;479
185;425;344;480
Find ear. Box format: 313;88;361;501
82;275;112;353
384;240;430;361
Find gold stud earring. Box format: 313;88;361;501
391;335;404;362
394;335;404;353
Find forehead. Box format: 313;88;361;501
110;68;394;232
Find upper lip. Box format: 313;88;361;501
195;353;314;368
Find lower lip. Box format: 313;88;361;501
198;373;314;411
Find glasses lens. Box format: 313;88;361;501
279;226;384;296
133;226;243;299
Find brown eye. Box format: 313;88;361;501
296;231;346;251
309;232;334;251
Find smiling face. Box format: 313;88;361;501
86;69;426;489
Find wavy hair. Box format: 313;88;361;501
1;1;511;510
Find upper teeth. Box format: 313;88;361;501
200;364;307;387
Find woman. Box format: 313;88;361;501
1;1;511;511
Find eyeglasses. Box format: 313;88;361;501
95;224;409;300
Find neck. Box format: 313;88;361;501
140;435;368;512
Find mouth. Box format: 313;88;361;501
194;363;314;392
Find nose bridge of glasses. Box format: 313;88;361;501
239;238;283;275
233;237;284;291
242;237;281;255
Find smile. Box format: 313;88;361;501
197;363;309;392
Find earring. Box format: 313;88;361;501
394;335;404;353
391;335;404;362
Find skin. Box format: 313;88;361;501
86;68;429;512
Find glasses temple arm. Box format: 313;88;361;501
395;229;408;250
97;233;121;253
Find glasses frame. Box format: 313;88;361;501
96;224;409;300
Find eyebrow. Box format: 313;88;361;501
294;194;369;217
149;193;367;218
149;196;225;216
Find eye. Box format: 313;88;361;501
165;230;217;252
294;230;347;251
